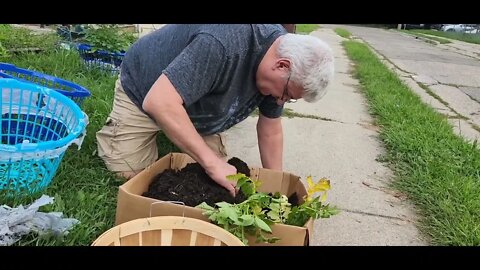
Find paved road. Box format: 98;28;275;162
323;24;480;142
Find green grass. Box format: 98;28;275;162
334;28;351;39
0;44;177;244
296;24;320;34
251;107;334;121
408;30;480;45
399;30;451;44
282;108;334;121
0;25;60;58
343;40;480;245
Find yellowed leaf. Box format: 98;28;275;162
320;192;328;203
306;177;331;201
315;178;331;192
307;176;314;188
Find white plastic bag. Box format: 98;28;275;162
0;195;79;246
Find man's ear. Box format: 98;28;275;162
275;58;291;71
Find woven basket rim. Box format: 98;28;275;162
92;216;245;246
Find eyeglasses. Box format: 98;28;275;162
280;73;297;103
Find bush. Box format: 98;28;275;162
83;25;136;53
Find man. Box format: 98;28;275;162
96;24;334;196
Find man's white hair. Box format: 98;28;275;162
277;34;334;102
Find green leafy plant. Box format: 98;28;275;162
197;174;339;245
287;176;339;226
83;25;136;53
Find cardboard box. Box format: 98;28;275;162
115;153;313;246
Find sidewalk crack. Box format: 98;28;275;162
339;208;413;223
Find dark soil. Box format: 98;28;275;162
142;157;251;207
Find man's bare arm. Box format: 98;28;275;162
257;113;283;170
143;74;236;195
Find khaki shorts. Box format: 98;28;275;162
96;77;228;173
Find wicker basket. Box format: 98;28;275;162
92;216;244;246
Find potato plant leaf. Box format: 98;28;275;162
254;216;272;232
197;175;338;245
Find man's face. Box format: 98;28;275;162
256;59;303;104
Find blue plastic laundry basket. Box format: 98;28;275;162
77;43;125;74
0;78;88;196
0;63;91;106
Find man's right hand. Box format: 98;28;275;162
204;160;237;197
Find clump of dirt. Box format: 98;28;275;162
142;157;250;207
226;157;250;176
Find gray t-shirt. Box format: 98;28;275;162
120;24;286;135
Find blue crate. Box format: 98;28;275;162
0;78;88;196
77;43;125;74
0;63;91;106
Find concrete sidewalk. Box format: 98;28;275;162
224;28;427;245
